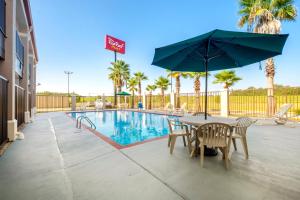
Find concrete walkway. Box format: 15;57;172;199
0;112;300;200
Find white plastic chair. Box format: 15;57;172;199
274;104;293;125
231;117;256;159
167;118;192;154
198;123;233;169
95;99;103;111
173;103;187;115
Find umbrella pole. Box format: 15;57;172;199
204;59;208;120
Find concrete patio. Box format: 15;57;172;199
0;112;300;200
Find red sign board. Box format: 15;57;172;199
105;35;125;54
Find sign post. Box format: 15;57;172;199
105;35;126;106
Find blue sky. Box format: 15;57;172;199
31;0;300;95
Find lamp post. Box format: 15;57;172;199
64;71;73;96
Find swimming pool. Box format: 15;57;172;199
69;111;177;147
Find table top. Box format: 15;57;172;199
179;116;237;127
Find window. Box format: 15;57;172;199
28;62;32;82
15;32;24;77
0;0;5;34
0;0;5;59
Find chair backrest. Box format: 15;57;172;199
235;117;256;136
181;103;187;110
80;103;87;111
164;103;170;110
275;104;293;118
198;123;232;148
167;118;186;134
192;112;211;117
167;118;175;134
95;99;103;106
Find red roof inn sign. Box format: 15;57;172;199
105;35;125;54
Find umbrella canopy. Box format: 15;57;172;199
152;29;288;119
116;91;131;96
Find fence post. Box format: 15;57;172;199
267;88;275;117
71;95;76;111
221;89;229;117
170;92;176;108
142;94;146;110
102;94;106;109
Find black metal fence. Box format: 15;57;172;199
15;85;25;127
36;89;300;121
0;76;8;144
229;88;300;119
145;94;170;109
229;89;267;117
179;92;221;115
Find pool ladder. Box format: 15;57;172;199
76;115;96;130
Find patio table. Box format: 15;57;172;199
178;116;237;157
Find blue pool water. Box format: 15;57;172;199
69;111;177;146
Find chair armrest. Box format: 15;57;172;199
234;125;248;128
234;119;257;128
172;123;184;127
169;120;184;127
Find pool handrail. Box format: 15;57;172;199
76;115;96;130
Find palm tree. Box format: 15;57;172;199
155;76;170;107
188;72;208;112
108;60;130;105
133;72;148;101
146;84;157;109
167;71;188;108
128;78;138;108
238;0;297;115
108;70;118;106
213;70;242;89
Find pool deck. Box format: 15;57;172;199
0;112;300;200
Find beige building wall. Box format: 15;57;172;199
0;0;17;141
0;0;38;141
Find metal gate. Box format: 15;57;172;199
0;76;8;144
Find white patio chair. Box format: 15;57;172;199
95;99;103;111
274;104;293;125
172;103;187;115
231;117;256;159
118;103;126;110
167;118;192;154
80;102;88;111
198;123;233;169
155;103;172;114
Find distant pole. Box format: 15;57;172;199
114;51;117;106
64;71;73;96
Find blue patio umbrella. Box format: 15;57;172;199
152;29;288;119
